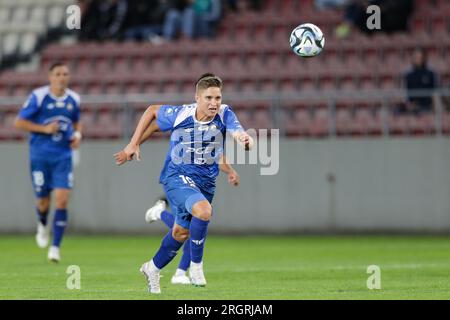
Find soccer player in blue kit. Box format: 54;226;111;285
15;62;82;263
143;151;240;286
114;74;253;293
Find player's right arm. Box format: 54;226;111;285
114;105;162;164
14;118;59;134
114;119;161;165
14;93;59;134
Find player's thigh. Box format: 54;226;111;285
164;180;209;229
50;156;73;191
30;158;52;198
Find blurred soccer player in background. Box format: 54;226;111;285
14;62;82;263
114;73;253;293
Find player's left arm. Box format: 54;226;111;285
224;107;254;151
219;154;239;187
232;131;254;151
70;122;82;149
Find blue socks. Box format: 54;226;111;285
160;210;191;271
161;210;175;229
36;207;49;226
189;216;209;263
52;209;67;247
152;230;184;269
179;239;191;271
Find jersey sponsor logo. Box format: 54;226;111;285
197;125;209;131
56;101;65;108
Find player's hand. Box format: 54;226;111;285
44;121;59;135
116;143;141;164
228;170;240;187
70;132;82;149
238;132;253;151
113;150;128;166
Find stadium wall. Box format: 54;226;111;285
1;138;450;234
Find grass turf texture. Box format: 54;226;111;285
0;235;449;300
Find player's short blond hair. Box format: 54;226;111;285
195;73;223;92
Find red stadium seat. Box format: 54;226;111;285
310;107;329;137
335;108;353;136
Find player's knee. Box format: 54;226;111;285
37;198;50;212
172;228;189;242
55;194;69;209
192;201;212;221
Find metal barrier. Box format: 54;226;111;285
0;88;449;139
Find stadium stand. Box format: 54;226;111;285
0;0;450;139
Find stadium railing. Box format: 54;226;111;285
0;88;449;140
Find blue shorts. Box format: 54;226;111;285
163;175;214;230
29;156;73;198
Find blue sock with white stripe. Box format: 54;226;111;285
152;230;184;269
189;217;209;263
160;211;190;271
52;209;67;247
36;207;49;226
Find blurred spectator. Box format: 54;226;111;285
162;0;221;39
400;48;437;114
335;0;413;38
79;0;128;41
315;0;348;10
192;0;222;38
122;0;168;43
162;0;195;39
248;0;263;11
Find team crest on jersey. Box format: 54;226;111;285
165;107;173;116
47;103;55;109
67;103;73;111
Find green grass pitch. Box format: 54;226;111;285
1;235;450;300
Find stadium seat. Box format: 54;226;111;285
335;108;353;136
284;107;312;137
0;112;25;140
310;107;329;137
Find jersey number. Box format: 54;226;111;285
179;175;196;187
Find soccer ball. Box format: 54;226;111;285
289;23;325;57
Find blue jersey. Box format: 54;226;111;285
18;86;80;159
157;103;244;194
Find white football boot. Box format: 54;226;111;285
140;260;161;294
35;222;50;248
171;269;191;285
189;261;207;287
47;246;60;263
145;200;166;223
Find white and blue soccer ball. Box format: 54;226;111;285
289;23;325;57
